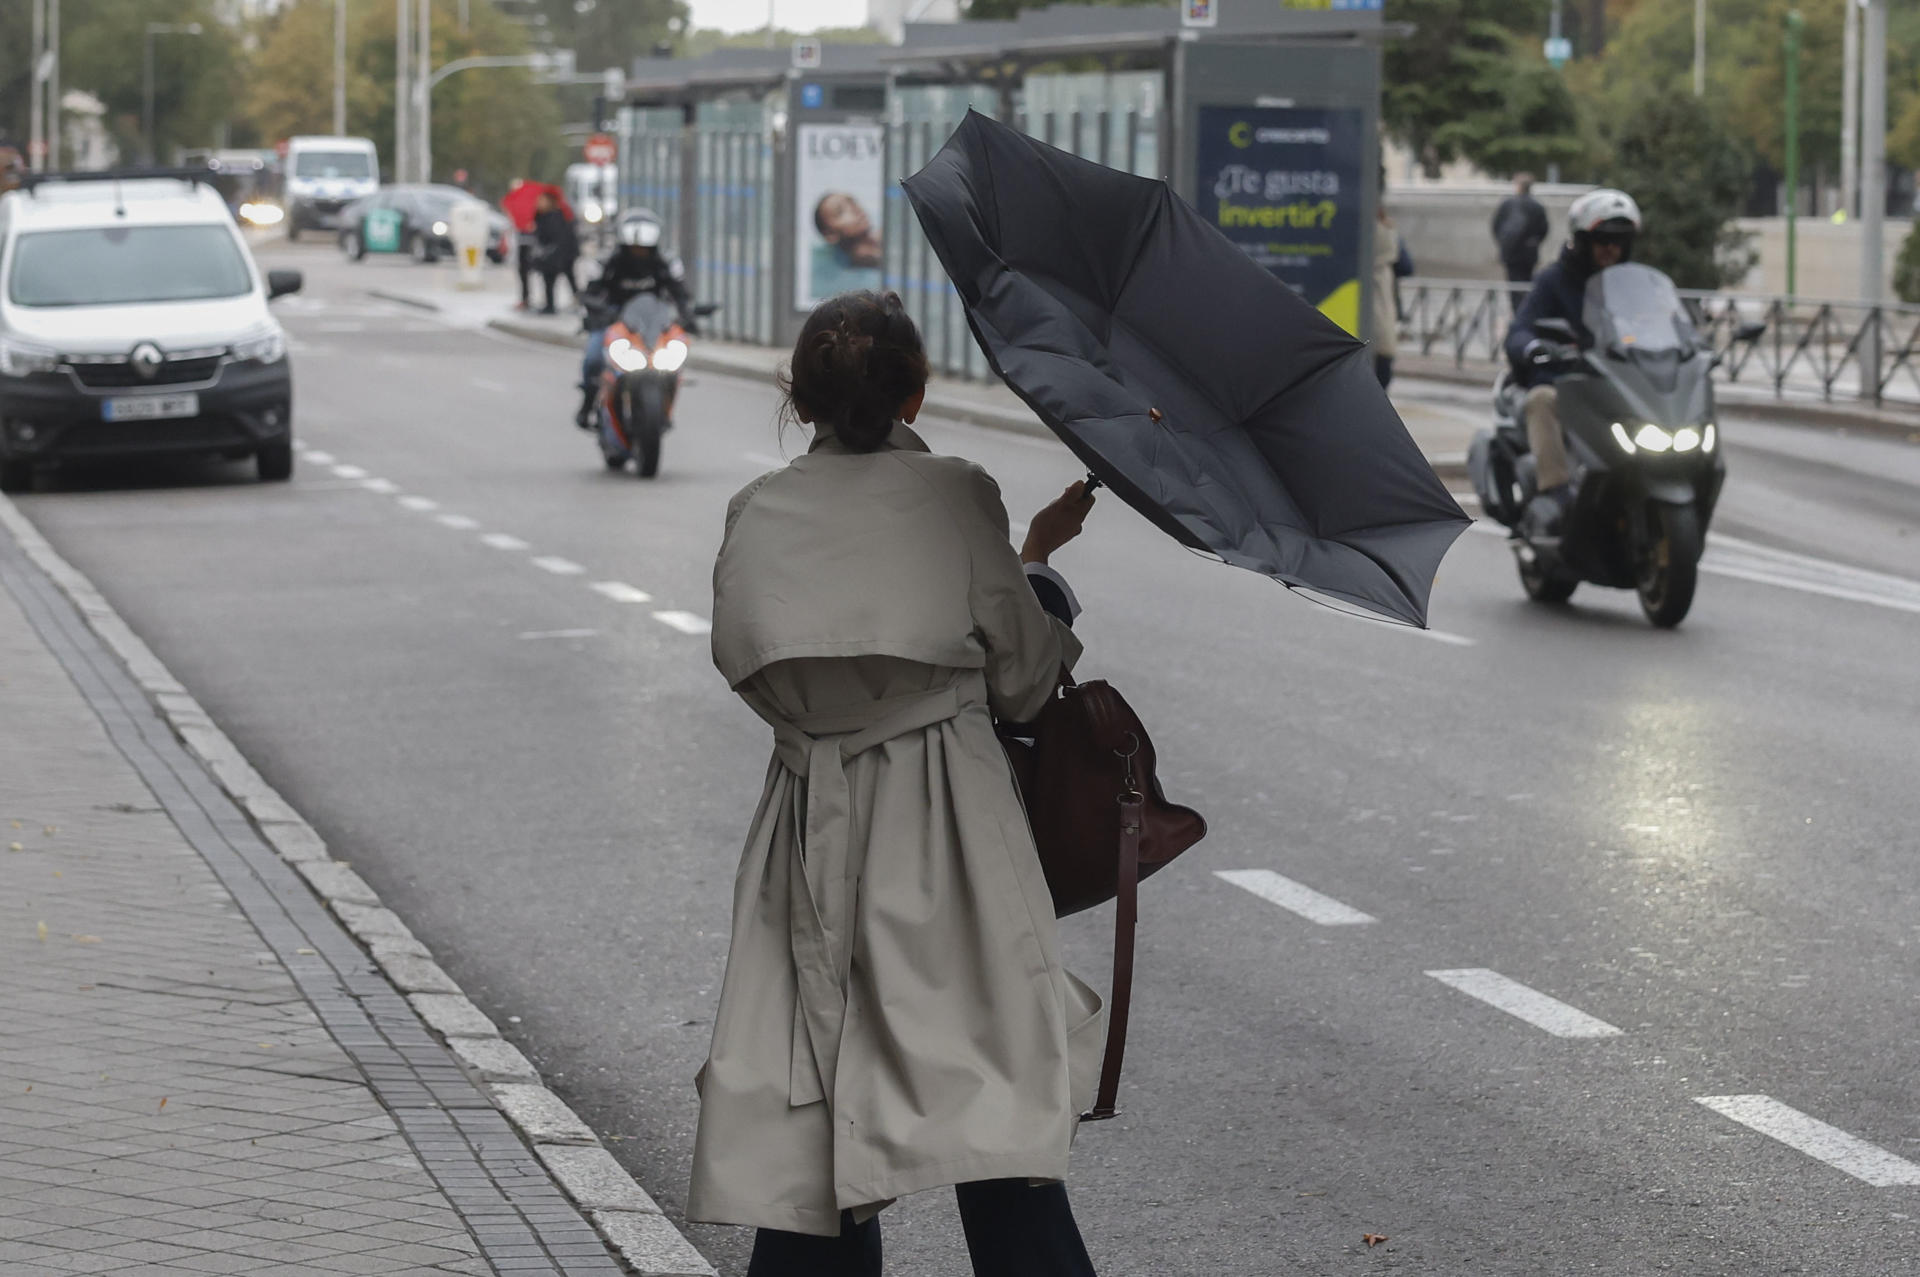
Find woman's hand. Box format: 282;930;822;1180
1021;480;1096;565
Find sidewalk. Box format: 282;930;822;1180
361;268;1483;479
0;500;714;1276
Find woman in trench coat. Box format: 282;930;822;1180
694;290;1107;1276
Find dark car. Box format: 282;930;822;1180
337;185;511;264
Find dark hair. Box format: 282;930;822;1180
778;291;929;453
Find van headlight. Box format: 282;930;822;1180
651;339;688;373
239;202;285;227
231;326;286;365
431;220;449;237
0;337;60;377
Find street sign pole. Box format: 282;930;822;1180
1860;0;1887;399
1784;10;1802;300
1841;0;1860;217
395;0;410;183
29;0;44;173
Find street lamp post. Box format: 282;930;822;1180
143;22;204;166
334;0;347;137
1783;9;1803;299
1693;0;1706;97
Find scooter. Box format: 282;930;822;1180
585;294;716;478
1468;262;1754;628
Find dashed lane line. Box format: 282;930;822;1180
590;581;654;604
436;514;481;531
1215;869;1377;926
1425;968;1623;1039
331;464;369;480
652;610;713;636
1696;1096;1920;1187
519;628;599;641
303;450;335;465
531;556;586;576
398;496;439;512
361;478;399;495
480;533;531;552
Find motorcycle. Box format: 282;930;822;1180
585;293;716;478
1468;262;1756;628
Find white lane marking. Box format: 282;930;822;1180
399;495;439;512
590;581;654;604
1293;589;1478;647
1696;1096;1920;1187
1215;869;1376;926
331;464;369;480
315;321;366;333
436;514;480;531
743;451;787;469
480;533;531;551
531;556;586;575
1425;968;1623;1038
1465;518;1920;617
653;610;712;635
474;378;510;393
303;450;336;465
519;628;599;641
361;478;399;495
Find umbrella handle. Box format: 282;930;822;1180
1082;473;1104;494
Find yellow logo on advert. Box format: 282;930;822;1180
1229;121;1253;149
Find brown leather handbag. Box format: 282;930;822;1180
999;671;1206;1120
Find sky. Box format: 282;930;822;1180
687;0;871;34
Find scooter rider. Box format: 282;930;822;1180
1504;188;1642;534
576;208;696;429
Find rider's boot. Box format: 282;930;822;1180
1521;482;1573;540
574;384;597;431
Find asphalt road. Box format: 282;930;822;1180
17;242;1920;1275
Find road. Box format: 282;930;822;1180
17;241;1920;1275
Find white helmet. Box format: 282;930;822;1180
1568;188;1642;236
617;209;663;249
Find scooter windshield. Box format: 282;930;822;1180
1583;263;1699;356
619;293;679;346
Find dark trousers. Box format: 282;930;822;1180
1503;257;1536;313
1374;355;1394;389
541;262;579;313
517;243;535;306
746;1179;1097;1277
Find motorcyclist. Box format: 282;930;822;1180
575;208;696;430
1504;188;1642;535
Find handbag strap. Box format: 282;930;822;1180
1081;789;1141;1122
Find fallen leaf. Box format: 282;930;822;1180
158;1098;168;1111
257;1042;274;1049
1363;1234;1389;1248
71;935;101;944
52;871;61;878
36;922;47;942
8;843;23;853
43;825;57;835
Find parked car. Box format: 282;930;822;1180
0;170;302;493
337;186;512;264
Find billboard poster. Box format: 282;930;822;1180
1195;106;1367;334
794;122;885;310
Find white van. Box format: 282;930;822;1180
284;135;380;239
0;172;302;492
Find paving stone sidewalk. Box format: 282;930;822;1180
0;529;627;1274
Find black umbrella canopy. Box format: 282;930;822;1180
901;110;1470;628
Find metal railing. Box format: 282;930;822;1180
1398;278;1920;408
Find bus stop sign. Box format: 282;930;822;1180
584;134;617;165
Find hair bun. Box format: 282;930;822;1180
779;292;930;453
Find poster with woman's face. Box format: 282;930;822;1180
795;123;884;309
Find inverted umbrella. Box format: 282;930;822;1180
501;181;573;233
901;111;1469;627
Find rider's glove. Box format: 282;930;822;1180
1525;339;1553;365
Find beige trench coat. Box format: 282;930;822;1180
690;423;1105;1236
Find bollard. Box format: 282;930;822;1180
450;201;490;291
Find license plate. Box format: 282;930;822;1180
102;393;198;422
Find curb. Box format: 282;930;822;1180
0;493;716;1277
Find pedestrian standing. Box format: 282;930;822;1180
694;289;1108;1277
533;191;580;315
1492;173;1550;312
1373;196;1413;389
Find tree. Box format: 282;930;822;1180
248;0;566;193
43;0;243;164
1605;88;1755;288
1894;225;1920;305
1383;0;1583;178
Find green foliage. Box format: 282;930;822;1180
248;0;564;193
1383;0;1582;178
1895;225;1920;306
519;0;684;74
1604;88;1755;289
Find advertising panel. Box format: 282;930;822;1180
1195;106;1366;334
794;122;885;310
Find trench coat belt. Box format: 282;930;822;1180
758;676;988;1107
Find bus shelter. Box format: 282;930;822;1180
615;4;1392;368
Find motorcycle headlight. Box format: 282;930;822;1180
1672;427;1702;452
0;337;60;377
1632;423;1674;453
651;339;688;373
607;338;650;373
1610;422;1637;454
231;326;286;365
1702;423;1717;453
